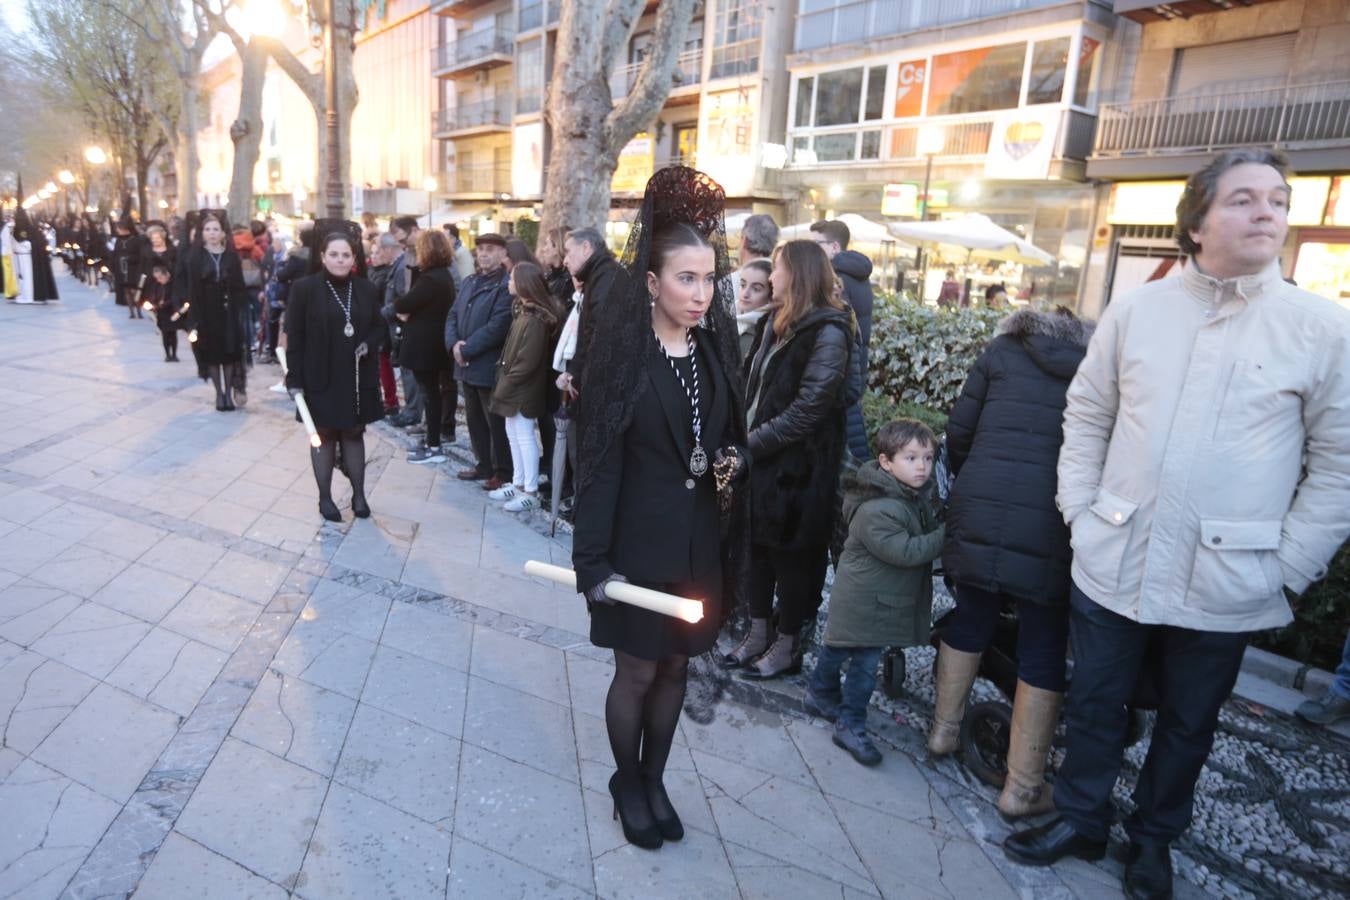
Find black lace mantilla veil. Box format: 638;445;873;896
576;166;748;723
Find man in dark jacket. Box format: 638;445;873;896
387;216;423;426
811;220;874;460
445;232;513;488
560;227;629;393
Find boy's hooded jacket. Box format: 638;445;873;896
824;460;944;648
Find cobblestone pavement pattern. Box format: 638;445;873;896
0;273;1339;899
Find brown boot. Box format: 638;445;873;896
742;629;799;679
927;642;981;756
997;681;1063;821
721;617;770;668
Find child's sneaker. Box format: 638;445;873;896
503;493;537;512
803;690;839;722
407;446;446;465
832;722;882;766
488;484;518;501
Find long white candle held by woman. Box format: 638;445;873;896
523;561;704;624
275;347;324;449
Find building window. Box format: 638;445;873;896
864;65;887;120
815;67;864;126
711;0;761;79
794;76;814;128
929;43;1026;115
517;37;543;114
1074;37;1101;108
1027;37;1069;105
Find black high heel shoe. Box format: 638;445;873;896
643;776;684;842
318;498;342;522
609;773;662;850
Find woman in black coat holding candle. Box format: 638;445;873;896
181;211;250;410
573;167;749;851
284;221;388;522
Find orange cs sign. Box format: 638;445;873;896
894;60;926;118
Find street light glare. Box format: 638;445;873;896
84;146;108;165
58;170;76;185
237;0;286;38
43;181;58;193
423;176;438;193
917;126;945;158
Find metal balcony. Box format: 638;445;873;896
793;0;1097;53
431;0;498;19
443;163;513;196
609;49;703;101
432;30;515;78
433;97;513;137
1092;79;1350;159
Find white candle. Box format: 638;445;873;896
523;561;705;623
276;348;324;448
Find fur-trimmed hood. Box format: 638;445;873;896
998;308;1095;381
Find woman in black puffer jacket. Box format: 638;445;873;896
929;306;1094;821
725;240;856;680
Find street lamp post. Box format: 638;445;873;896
914;126;944;300
423;176;438;229
323;0;344;220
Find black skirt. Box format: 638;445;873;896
589;572;722;661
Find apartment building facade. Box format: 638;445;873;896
1081;0;1350;314
430;0;795;236
779;0;1130;306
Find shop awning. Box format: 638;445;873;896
886;213;1054;266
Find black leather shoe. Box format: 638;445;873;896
1124;842;1173;900
1003;816;1106;867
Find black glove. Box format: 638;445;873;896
584;573;627;611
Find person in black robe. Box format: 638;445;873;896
135;222;177;300
111;216;144;317
284;221;388;522
142;263;183;361
11;208;60;303
572;167;750;850
181;210;250;410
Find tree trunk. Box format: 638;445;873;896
541;0;697;235
135;154;150;218
228;39;267;225
177;81;200;209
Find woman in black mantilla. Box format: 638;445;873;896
284;221;388;522
573;167;749;851
181;210;250;410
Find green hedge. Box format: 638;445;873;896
862;294;1348;672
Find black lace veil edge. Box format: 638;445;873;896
306;219;368;279
574;166;750;630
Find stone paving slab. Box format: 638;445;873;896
0;272;1275;900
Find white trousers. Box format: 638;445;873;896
504;413;539;492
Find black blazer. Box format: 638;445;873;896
573;334;731;595
394;264;454;372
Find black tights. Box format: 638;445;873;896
207;362;245;404
606;650;689;827
312;427;367;514
161;330;178;359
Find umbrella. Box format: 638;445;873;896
549;412;569;536
780;213;912;250
886;213;1054;266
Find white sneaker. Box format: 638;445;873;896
407;446;447;465
488;484;518;501
503;494;537;512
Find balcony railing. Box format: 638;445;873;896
794;0;1083;53
1093;79;1350;158
709;40;759;80
432;29;515;75
516;87;545;115
518;0;560;32
434;97;512;135
445;163;512;195
788;108;1093;166
430;0;497;18
610;49;703;100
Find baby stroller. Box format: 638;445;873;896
885;599;1157;789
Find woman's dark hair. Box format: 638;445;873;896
875;418;936;459
505;237;539;270
649;222;713;276
773;240;845;335
1175;148;1290;256
199;211;228;237
414;229;453;269
318;231;356;257
984;283;1006;302
742;257;772;279
509;262;561;325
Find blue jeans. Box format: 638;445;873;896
809;645;884;733
1334;629;1350;700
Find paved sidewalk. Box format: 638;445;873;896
3;274;1202;900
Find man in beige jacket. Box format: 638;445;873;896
1004;149;1350;900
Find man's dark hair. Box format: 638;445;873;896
1175;148;1290;256
391;215;419;234
249;220;266;237
876;418;936;459
809;219;850;250
566;226;605;255
444;223;460;239
741;213;779;256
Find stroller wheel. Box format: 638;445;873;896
960;700;1012;788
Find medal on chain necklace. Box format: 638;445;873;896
327;279;355;337
657;330;708;477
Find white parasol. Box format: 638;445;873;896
886;213;1054;266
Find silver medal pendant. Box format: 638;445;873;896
343;323;354;338
690;444;709;477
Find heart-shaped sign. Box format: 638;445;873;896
1003;121;1044;161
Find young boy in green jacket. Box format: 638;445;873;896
806;419;945;765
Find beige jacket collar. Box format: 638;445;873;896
1181;258;1284;308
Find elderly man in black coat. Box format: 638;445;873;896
445;232;513;489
